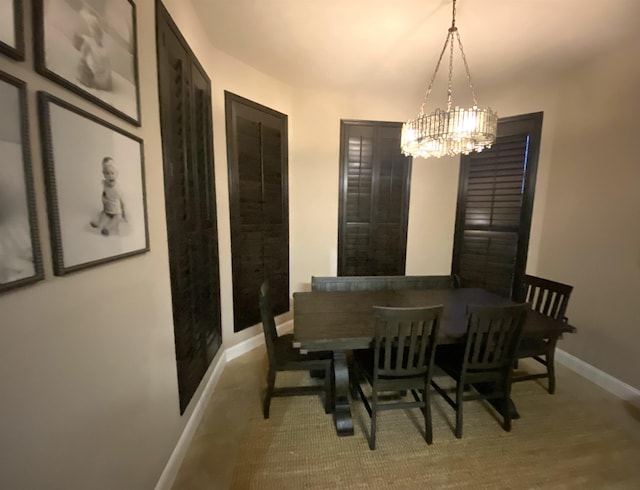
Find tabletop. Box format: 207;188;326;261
293;287;575;351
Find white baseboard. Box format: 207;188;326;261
155;319;293;489
154;349;227;490
226;320;294;361
555;348;640;402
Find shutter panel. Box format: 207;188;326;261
226;92;289;332
343;126;374;275
157;4;222;414
452;112;543;299
338;121;411;276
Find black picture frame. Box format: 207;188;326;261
33;0;141;126
0;71;44;293
0;0;25;60
38;91;149;275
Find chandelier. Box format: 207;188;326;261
401;0;497;159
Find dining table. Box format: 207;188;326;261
292;287;576;437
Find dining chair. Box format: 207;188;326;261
259;281;333;419
351;305;443;450
431;304;527;438
512;274;573;394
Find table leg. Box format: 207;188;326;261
473;382;520;419
332;350;354;436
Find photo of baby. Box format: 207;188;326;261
36;0;138;123
90;157;126;236
40;93;148;274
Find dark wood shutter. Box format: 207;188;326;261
452;112;543;299
225;92;289;332
156;2;222;414
338;120;412;276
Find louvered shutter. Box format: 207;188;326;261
226;92;289;332
452;112;543;299
338;121;412;276
157;4;222;414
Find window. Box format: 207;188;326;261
338;120;412;276
225;92;289;332
452;112;543;299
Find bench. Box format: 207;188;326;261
311;275;460;292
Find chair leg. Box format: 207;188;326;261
263;368;276;419
423;386;433;445
455;381;464;439
370;389;378;450
502;395;512;432
547;348;556;395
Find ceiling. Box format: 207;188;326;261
191;0;640;98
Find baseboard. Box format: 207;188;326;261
555;349;640;401
226;319;294;361
155;319;293;489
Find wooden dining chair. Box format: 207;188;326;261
431;304;527;438
259;281;333;419
512;274;573;394
351;305;443;450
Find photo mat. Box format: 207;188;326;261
0;71;44;293
38;91;149;275
34;0;141;125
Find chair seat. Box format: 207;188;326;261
273;334;332;369
517;337;550;357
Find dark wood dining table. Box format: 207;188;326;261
293;287;576;437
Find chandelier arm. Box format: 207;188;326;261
455;30;478;107
419;31;452;115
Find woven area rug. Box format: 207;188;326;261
228;365;640;489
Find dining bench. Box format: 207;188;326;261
311;274;460;292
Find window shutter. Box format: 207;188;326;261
226;92;289;332
452;112;543;299
339;121;412;276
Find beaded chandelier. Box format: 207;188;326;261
401;0;497;159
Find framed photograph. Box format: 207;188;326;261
0;72;44;293
0;0;25;60
38;91;149;275
33;0;141;126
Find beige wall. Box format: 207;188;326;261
0;0;293;489
0;1;638;489
536;36;640;389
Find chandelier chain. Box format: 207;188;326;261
455;31;478;107
419;32;451;115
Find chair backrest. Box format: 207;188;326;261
522;274;573;321
371;305;443;378
312;275;459;292
462;304;527;374
259;281;278;363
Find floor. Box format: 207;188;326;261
171;346;640;489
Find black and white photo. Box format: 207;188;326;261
0;0;24;60
39;92;148;275
34;0;140;125
0;72;43;292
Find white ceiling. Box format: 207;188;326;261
191;0;639;97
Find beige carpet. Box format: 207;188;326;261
172;348;640;489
